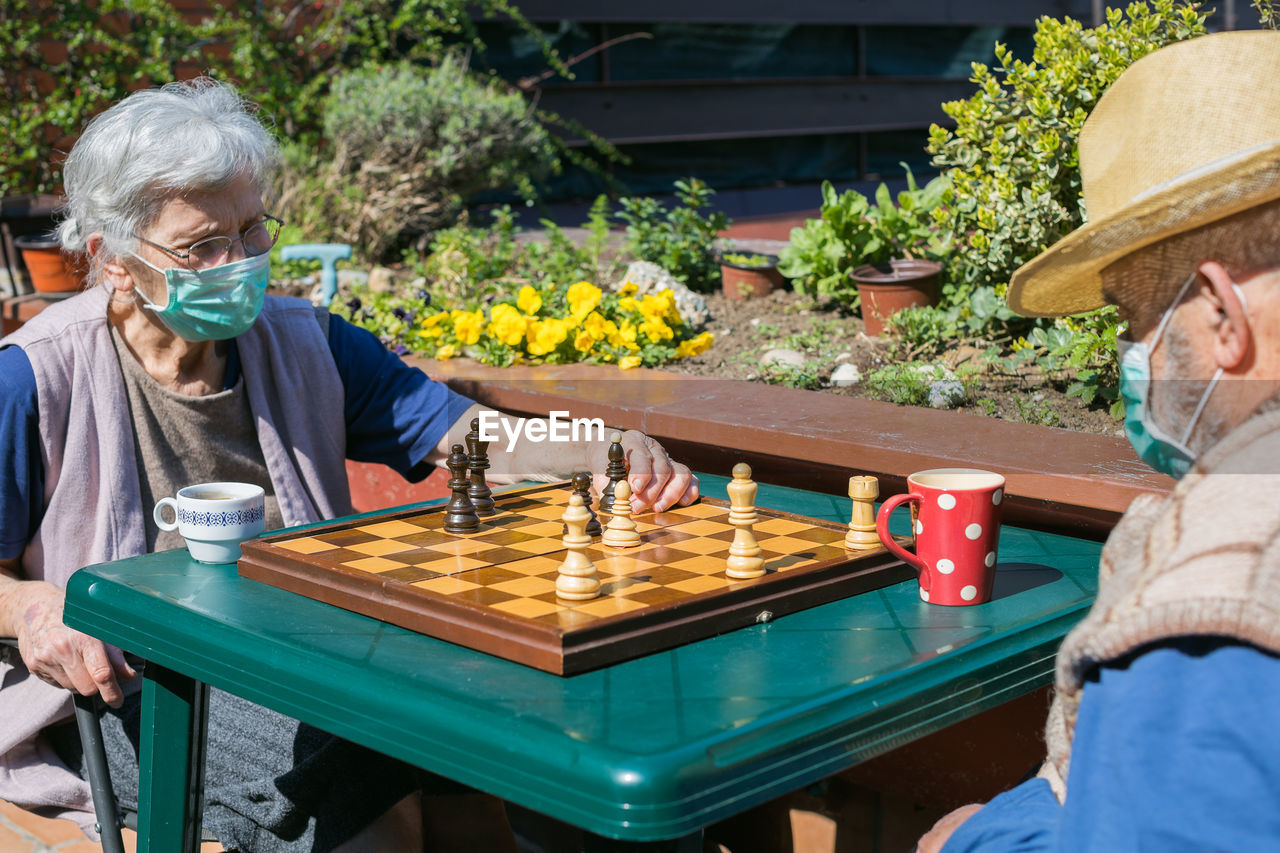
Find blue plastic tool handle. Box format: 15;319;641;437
280;243;352;306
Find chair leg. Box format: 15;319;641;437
73;692;127;853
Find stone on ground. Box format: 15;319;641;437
830;363;862;387
762;348;806;368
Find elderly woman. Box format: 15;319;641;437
0;79;697;851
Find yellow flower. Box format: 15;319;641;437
618;296;638;314
675;331;714;358
418;311;449;339
582;310;611;340
640;317;673;342
526;317;570;356
611;321;639;349
517;285;542;316
639;291;681;325
450;309;484;345
436;344;456;360
618;281;638;297
487;303;528;346
573;329;597;352
618;355;642;370
566;281;602;321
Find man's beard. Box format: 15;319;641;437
1149;319;1230;456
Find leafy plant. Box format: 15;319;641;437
762;361;825;391
1;0;568;199
720;252;775;268
928;0;1208;297
777;166;950;304
617;179;730;292
864;362;973;408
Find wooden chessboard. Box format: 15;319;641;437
237;483;912;675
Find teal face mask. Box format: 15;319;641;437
132;251;269;342
1117;274;1242;479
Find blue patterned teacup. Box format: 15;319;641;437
154;482;266;564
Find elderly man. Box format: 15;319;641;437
918;30;1280;852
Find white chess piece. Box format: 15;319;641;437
602;480;641;549
557;494;601;600
726;463;765;579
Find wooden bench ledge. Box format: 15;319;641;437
415;358;1171;540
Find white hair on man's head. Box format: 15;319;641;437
58;78;278;272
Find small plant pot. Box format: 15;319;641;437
850;259;942;337
719;252;784;301
14;234;85;293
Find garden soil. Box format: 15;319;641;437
662;288;1123;437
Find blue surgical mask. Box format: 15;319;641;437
132;252;269;341
1117;274;1243;479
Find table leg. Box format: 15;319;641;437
138;664;208;853
581;830;704;852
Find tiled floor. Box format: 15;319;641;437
0;796;849;853
0;800;224;853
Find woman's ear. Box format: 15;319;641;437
1196;260;1251;372
88;234;135;299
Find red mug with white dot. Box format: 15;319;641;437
875;468;1005;605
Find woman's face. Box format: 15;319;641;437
130;172;266;305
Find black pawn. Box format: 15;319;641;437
465;417;495;516
444;444;479;533
598;433;628;514
572;471;602;536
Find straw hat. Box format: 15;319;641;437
1007;30;1280;318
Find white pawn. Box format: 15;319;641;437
556;494;601;600
726;462;765;579
602;480;641;549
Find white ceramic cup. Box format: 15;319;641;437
153;482;266;564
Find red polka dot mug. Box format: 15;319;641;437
875;469;1005;606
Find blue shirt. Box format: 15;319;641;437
0;314;473;559
942;637;1280;852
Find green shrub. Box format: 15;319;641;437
413;197;620;308
777;167;950;304
617;179;729;292
928;0;1208;297
1;0;566;199
275;57;560;261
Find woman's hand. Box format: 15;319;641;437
589;430;699;513
12;581;137;708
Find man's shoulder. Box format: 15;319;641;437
1196;404;1280;478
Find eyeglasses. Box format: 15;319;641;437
134;215;283;271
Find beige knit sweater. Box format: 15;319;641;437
1040;399;1280;801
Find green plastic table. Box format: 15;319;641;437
63;474;1101;852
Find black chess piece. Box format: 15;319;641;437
572;471;602;536
598;433;628;513
444;444;480;533
465;417;495;516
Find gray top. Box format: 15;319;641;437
110;328;284;552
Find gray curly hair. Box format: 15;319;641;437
58;78;279;283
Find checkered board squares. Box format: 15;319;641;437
238;481;908;674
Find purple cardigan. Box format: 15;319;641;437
0;287;353;835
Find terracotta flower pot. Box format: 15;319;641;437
719;252;784;301
850;259;942;337
13;234;85;293
1;194;61;295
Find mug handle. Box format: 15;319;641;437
154;498;180;532
875;493;928;587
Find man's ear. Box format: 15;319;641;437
1196;260;1251;372
88;234;134;298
